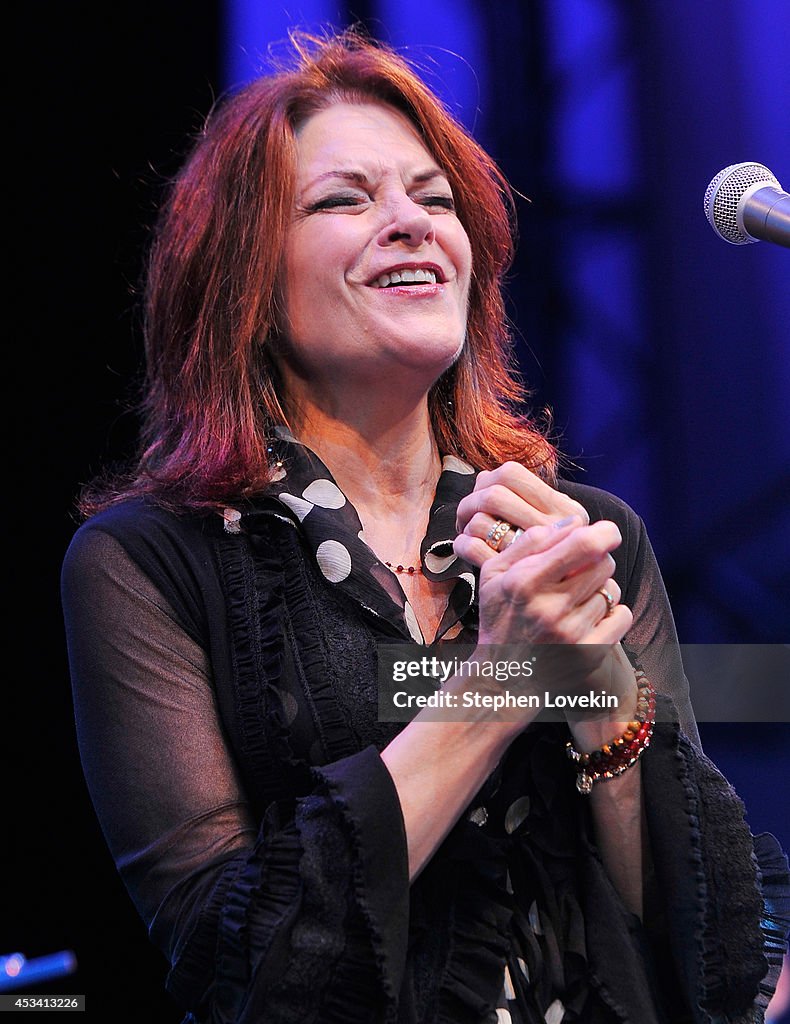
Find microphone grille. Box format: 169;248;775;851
704;162;781;244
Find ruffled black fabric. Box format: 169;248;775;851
237;793;354;1024
317;750;411;1017
165;752;409;1024
434;823;514;1023
497;726;595;1022
254;511;363;764
479;724;662;1024
210;805;305;1023
641;700;790;1024
165;856;250;1013
689;746;766;1015
215;525;310;811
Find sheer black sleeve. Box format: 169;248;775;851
61;526;409;1023
559;480;699;745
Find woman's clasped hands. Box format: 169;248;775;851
453;463;638;743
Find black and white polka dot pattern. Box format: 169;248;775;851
248;432;480;643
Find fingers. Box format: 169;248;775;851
461;512;525;560
556;577;625;642
567;570;621;613
479;463;591;522
471;518;629;647
456;517;621;588
592;581;618;620
454;515;584;568
466;512;538;554
497;519;622;577
583;602;633;645
455;462;590;535
495;523;622;628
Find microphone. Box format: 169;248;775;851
704;162;790;248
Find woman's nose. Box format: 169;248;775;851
377;195;435;248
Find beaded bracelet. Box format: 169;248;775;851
565;670;656;795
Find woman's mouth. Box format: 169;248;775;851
369;267;442;288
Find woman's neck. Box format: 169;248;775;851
286;396;453;632
289;399;442;522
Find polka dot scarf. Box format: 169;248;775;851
256;427;480;643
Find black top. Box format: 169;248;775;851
61;448;787;1024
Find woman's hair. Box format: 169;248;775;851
81;28;557;515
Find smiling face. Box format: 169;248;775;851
278;101;472;408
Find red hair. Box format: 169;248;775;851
81;28;557;515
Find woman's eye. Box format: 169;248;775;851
309;195;365;211
419;195;456;211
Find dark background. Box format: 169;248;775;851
8;1;789;1020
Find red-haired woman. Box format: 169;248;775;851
62;30;787;1024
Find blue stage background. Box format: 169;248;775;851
223;0;790;644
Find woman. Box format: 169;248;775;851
61;29;787;1024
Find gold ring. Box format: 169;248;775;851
485;519;512;551
597;587;615;618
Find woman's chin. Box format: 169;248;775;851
379;330;465;378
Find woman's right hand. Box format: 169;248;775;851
453;516;632;648
454;461;590;544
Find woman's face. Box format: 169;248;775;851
280;101;472;402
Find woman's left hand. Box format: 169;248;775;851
456;462;590;558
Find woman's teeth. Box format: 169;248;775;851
371;268;438;288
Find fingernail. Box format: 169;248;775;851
554;515;577;529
